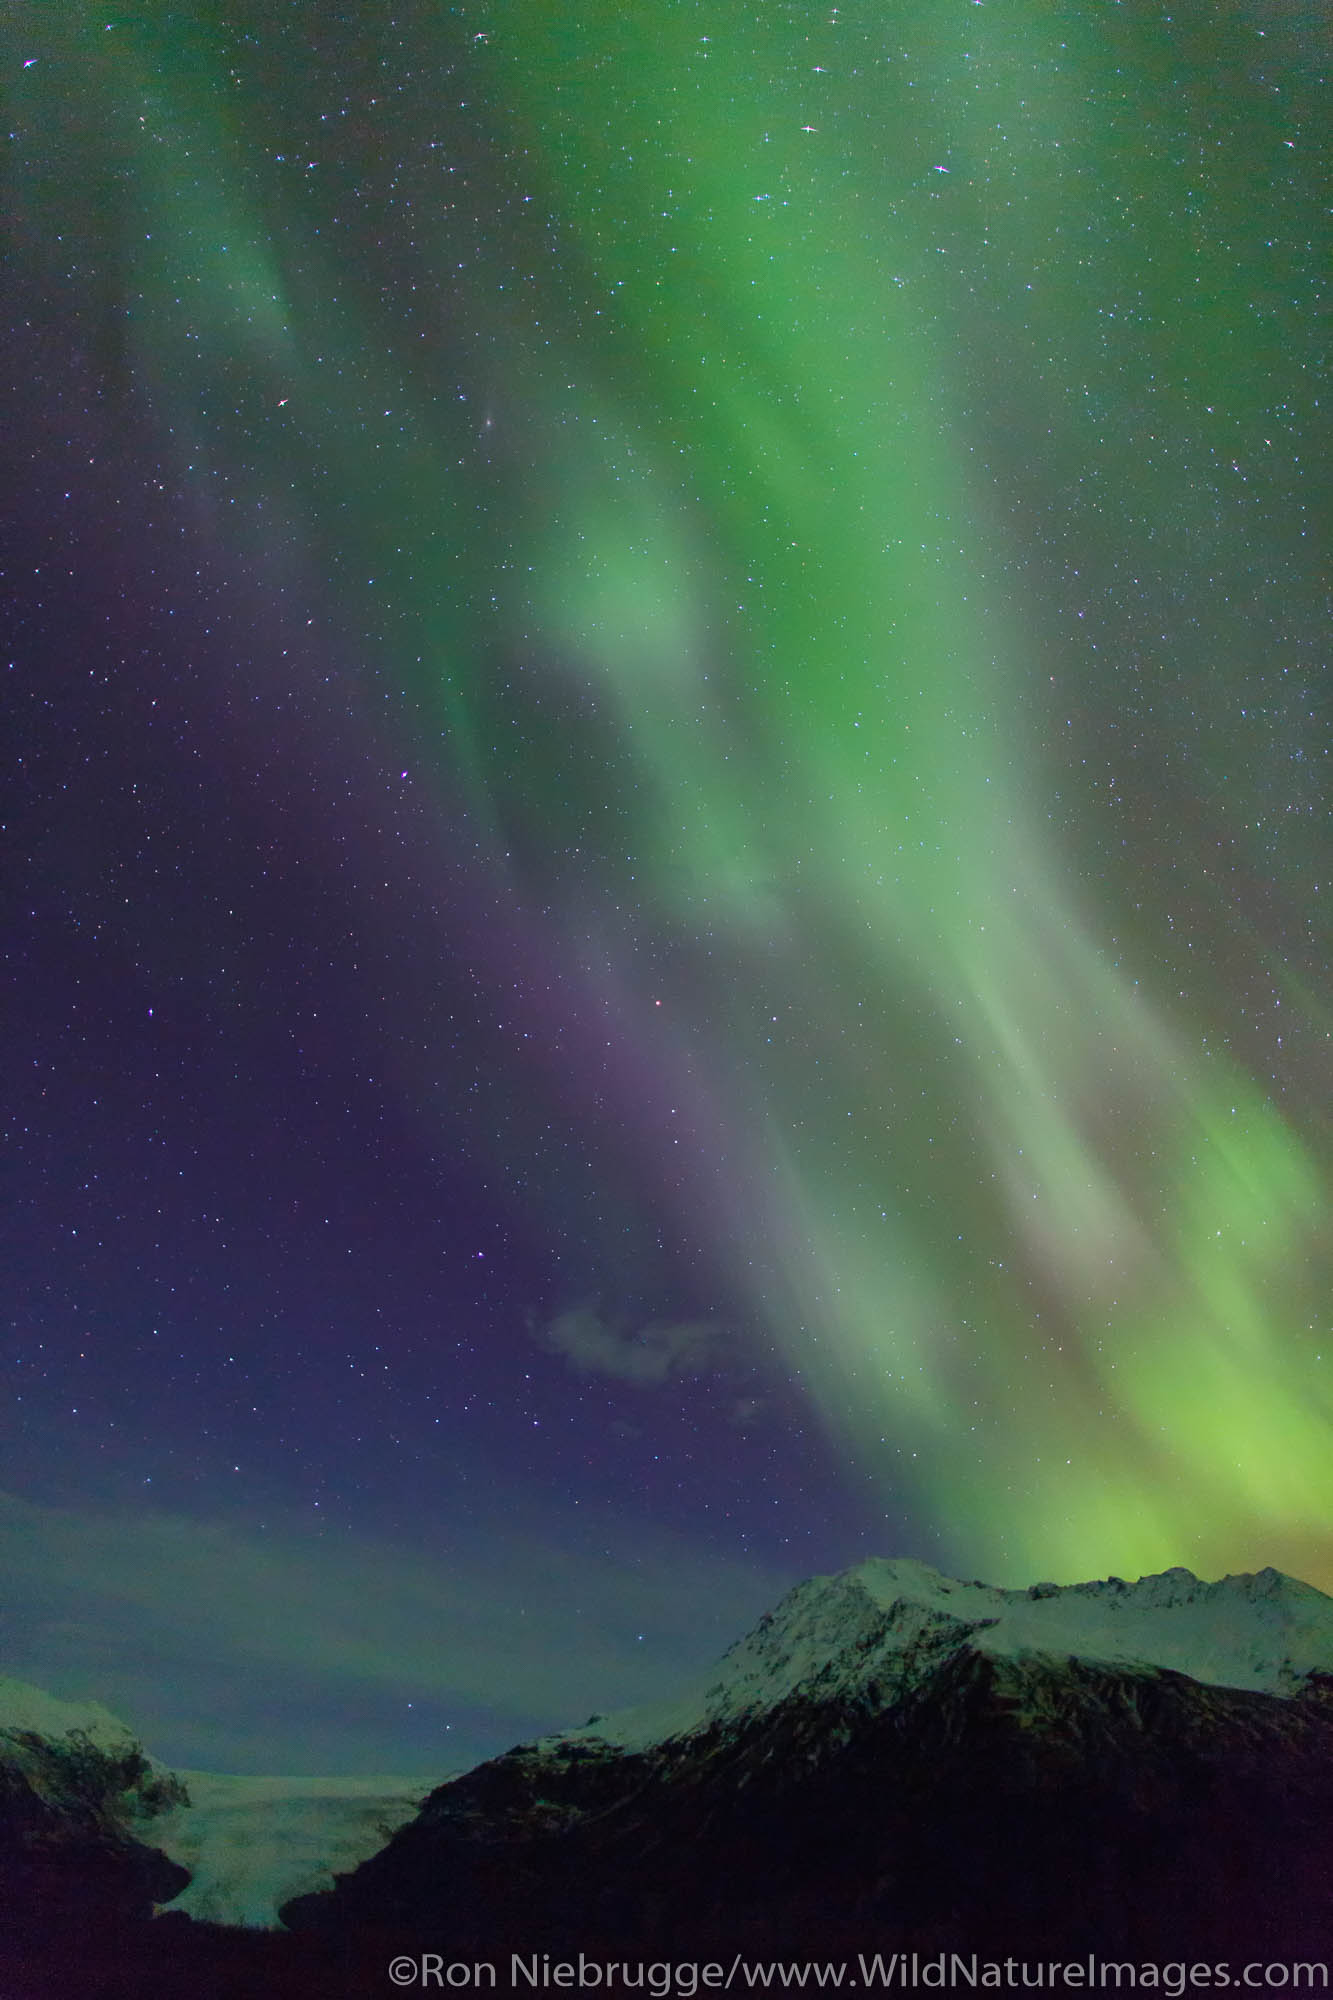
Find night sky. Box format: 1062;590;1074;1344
3;2;1328;1776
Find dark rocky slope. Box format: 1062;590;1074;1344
282;1648;1333;1962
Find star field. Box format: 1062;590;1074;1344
2;0;1328;1772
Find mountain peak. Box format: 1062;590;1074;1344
286;1553;1333;1967
0;1675;141;1751
561;1556;1333;1754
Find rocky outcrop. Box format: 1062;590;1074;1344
0;1695;191;1938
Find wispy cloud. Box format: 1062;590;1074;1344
538;1305;719;1386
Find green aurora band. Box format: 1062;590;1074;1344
50;1;1329;1586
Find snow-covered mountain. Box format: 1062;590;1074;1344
560;1557;1333;1753
0;1675;153;1753
0;1673;190;1957
284;1558;1333;1965
0;1676;426;1935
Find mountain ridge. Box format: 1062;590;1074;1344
550;1557;1333;1754
6;1556;1333;1991
278;1556;1333;1963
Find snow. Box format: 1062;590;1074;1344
552;1559;1333;1754
148;1772;427;1929
0;1674;430;1930
0;1675;142;1750
848;1557;1333;1694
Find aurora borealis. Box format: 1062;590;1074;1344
4;2;1328;1771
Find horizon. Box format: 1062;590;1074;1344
7;1539;1332;1780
